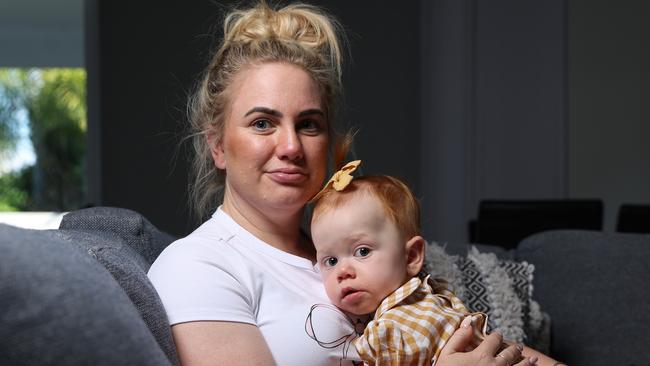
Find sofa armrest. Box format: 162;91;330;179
0;224;172;365
58;207;181;365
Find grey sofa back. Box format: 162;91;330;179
5;206;649;366
516;230;650;366
60;206;176;266
443;230;650;365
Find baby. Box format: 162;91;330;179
310;161;559;366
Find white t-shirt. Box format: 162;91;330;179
148;208;362;366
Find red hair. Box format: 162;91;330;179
311;175;420;238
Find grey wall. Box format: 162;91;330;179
90;1;220;235
569;0;650;231
321;2;421;188
87;0;647;240
420;0;568;243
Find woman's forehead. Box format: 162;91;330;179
228;62;323;110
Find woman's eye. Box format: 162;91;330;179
297;119;322;134
324;257;338;267
252;119;271;131
354;247;371;257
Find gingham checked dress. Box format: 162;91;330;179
353;275;487;366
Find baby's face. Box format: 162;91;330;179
311;193;411;315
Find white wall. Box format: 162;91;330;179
569;0;650;231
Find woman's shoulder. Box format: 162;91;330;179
159;210;239;254
147;219;259;325
148;214;245;280
147;215;256;303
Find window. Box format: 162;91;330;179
0;68;86;228
0;0;84;229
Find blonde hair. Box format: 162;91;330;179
188;1;348;221
312;175;421;239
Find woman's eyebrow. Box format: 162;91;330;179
244;107;325;118
298;109;325;117
244;107;282;117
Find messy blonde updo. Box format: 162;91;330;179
187;1;347;221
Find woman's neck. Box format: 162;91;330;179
221;195;315;260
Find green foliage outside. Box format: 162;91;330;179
0;68;86;211
0;166;32;211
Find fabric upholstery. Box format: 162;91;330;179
59;206;176;266
517;230;650;366
425;243;548;348
444;241;515;260
0;224;171;366
4;206;648;365
51;229;179;365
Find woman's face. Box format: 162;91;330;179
211;62;329;215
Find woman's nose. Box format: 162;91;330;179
276;126;303;161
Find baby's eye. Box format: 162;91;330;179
323;257;338;267
354;247;371;257
252;119;272;131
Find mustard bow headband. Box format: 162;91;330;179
311;160;361;202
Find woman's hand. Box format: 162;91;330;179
436;316;539;366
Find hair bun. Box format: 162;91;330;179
223;3;342;71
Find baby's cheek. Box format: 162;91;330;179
322;274;338;301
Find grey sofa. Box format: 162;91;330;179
1;207;649;365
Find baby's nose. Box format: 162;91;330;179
336;261;356;281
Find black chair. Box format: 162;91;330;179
616;204;650;234
474;199;603;249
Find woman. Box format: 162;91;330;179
148;2;536;365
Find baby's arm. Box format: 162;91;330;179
355;318;431;365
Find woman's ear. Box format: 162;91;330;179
207;133;226;169
405;235;425;277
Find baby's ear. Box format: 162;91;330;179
405;236;425;277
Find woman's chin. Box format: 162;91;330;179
263;183;318;208
263;191;312;212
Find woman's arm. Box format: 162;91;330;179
522;345;562;366
436;317;538;366
172;321;277;366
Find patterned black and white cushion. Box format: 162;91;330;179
456;257;491;313
425;243;550;352
456;256;533;335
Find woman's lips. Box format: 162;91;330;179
266;168;308;184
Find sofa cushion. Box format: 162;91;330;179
59;206;176;265
444;241;515;260
51;229;179;366
425;243;547;348
0;224;171;365
517;230;650;366
459;252;530;337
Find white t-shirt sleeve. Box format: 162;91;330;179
148;238;255;326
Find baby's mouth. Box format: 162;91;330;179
341;287;361;300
